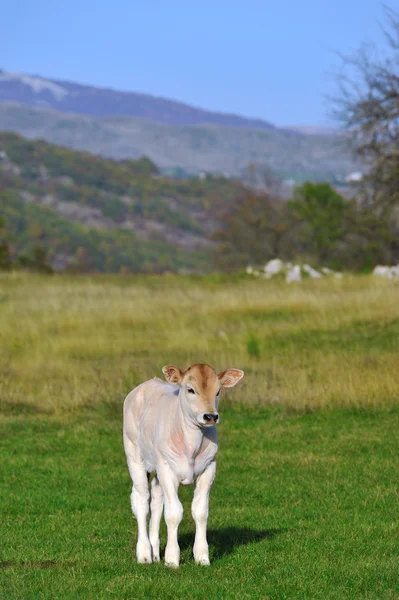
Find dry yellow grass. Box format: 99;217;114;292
1;272;398;414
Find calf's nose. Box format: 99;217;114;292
204;413;219;424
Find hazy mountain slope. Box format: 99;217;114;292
0;69;276;130
0;102;354;181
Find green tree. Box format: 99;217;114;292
337;200;397;271
213;188;294;270
289;182;346;265
18;245;53;274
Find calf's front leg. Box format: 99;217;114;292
191;460;216;566
157;462;183;568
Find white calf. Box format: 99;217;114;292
123;363;244;567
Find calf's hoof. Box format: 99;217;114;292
195;557;210;566
165;545;180;568
136;539;152;564
194;543;210;566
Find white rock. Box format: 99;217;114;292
373;265;393;279
321;267;334;275
246;265;254;275
391;266;399;278
303;264;322;278
264;258;284;279
286;265;301;283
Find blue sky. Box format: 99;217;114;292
1;0;388;125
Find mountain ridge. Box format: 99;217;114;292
0;68;278;130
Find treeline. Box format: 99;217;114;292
3;178;394;276
212;181;398;272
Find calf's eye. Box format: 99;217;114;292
187;387;195;394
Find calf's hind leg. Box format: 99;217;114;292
124;437;152;564
149;475;163;562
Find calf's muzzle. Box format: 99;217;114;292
203;413;219;424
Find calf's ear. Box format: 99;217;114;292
218;368;244;388
162;365;184;384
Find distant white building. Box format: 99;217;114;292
345;171;363;183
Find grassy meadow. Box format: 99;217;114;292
1;273;399;599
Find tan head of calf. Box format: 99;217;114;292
162;363;244;426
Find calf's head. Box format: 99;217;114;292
162;363;244;426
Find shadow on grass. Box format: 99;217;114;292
179;527;284;561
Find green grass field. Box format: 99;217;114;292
1;273;399;599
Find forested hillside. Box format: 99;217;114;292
0;132;244;273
